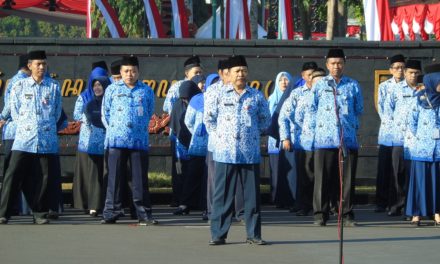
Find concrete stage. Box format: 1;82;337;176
0;205;438;264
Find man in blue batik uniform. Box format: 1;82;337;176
101;56;158;225
0;50;61;225
387;59;422;216
311;49;363;227
374;54;405;213
204;55;271;245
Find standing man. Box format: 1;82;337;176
101;56;158;225
374;54;405;213
204;55;271;245
110;59;122;83
0;50;61;224
279;62;318;216
312;49;363;227
387;60;422;216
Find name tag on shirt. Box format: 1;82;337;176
24;93;33;100
433;129;440;140
403;94;412;98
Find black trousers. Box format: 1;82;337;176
390;146;410;213
295;150;314;211
103;148;151;220
313;148;358;220
179;156;205;208
206;152;215;214
375;145;393;208
210;162;261;240
170;140;183;206
0;151;57;219
269;152;295;207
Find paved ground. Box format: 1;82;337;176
0;205;439;264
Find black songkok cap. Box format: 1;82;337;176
217;59;229;70
110;60;122;75
228;55;247;68
28;50;47;60
18;54;28;69
405;60;422;71
424;63;440;74
184;55;201;69
326;48;345;59
302;61;318;72
389;54;405;65
121;56;139;67
92;60;108;71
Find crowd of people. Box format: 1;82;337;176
0;47;439;246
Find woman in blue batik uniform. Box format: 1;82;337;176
267;71;295;209
405;64;440;226
73;76;110;216
170;80;202;215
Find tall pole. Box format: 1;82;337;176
212;0;217;38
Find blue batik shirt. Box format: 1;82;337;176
312;75;363;150
389;80;418;147
74;96;106;155
102;80;154;151
185;103;208;156
163;80;185;114
377;77;400;146
279;84;316;151
0;70;29;140
204;84;271;164
407;104;440;162
10;76;62;153
205;80;224;153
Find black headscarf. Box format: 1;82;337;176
84;76;111;128
169;81;201;148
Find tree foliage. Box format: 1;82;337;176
0;16;85;38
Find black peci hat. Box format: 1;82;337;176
326;48;345;59
92;60;108;71
28;50;47;60
217;59;229;70
184;55;201;70
228;55;247;68
110;60;122;75
389;54;405;65
18;54;28;69
302;61;318;72
424;63;440;74
121;56;139;67
405;60;422;71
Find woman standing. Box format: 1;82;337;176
267;72;295;208
406;64;440;226
73;76;110;216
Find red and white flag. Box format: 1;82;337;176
94;0;126;38
171;0;190;38
363;0;394;41
142;0;166;38
225;0;251;39
86;0;92;38
278;0;294;40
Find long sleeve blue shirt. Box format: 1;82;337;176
184;100;208;156
163;80;184;114
204;84;271;164
1;70;29;140
101;80;154;151
377;77;400;146
10;76;62;153
312;75;363;150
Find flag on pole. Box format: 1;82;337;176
278;0;294;40
363;0;394;41
94;0;126;38
171;0;190;38
142;0;166;38
86;0;92;38
224;0;251;39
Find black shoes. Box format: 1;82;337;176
0;217;9;224
314;219;327;226
173;206;190;215
374;206;386;213
296;209;311;216
101;218;117;224
387;210;402;217
33;217;50;225
209;239;226;245
246;238;267;245
343;218;358;227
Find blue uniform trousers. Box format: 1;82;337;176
210;162;262;241
103;148;151;220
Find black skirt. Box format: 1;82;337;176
73;151;104;210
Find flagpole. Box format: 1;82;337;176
212;0;217;38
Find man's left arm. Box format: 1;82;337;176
257;91;271;133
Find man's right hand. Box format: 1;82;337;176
282;139;291;152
